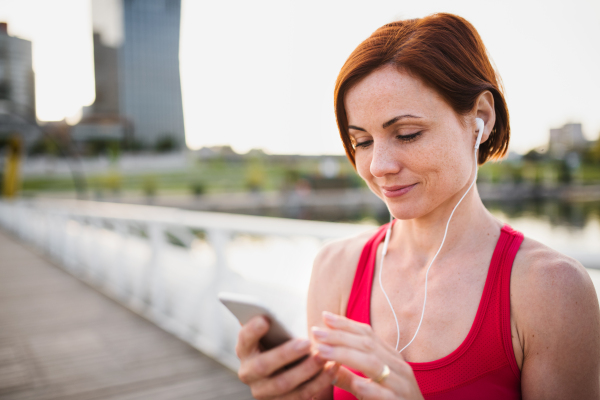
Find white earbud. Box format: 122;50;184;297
475;118;485;150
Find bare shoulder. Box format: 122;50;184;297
312;228;377;280
306;227;378;330
511;235;600;398
511;235;598;325
512;235;597;305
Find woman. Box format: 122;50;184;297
235;13;600;399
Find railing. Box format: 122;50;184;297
0;198;372;370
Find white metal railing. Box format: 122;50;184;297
0;198;373;370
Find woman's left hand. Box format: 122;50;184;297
311;311;424;400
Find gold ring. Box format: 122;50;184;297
373;364;390;384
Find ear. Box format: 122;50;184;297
473;91;495;146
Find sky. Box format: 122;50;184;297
0;0;599;155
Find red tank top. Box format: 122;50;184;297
334;223;524;400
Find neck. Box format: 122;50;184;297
389;184;498;265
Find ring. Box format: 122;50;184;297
373;364;390;384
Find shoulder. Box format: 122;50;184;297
512;235;597;307
306;227;379;330
511;234;600;396
313;228;377;277
511;234;598;326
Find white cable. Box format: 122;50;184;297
378;214;400;349
379;142;480;353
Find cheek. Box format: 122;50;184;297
423;135;472;191
354;152;373;181
409;134;468;190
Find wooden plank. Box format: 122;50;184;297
0;230;253;400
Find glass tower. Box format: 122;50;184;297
119;0;185;148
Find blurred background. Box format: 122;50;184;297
0;0;599;399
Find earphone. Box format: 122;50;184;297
379;117;485;353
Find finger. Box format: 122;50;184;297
353;379;397;400
312;326;378;353
238;338;312;384
251;354;328;398
281;361;340;400
315;344;387;381
236;316;269;359
322;311;373;336
330;365;362;393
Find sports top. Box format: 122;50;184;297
333;223;523;399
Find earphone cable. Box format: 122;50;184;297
379;143;480;353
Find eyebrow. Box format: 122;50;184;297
348;114;423;132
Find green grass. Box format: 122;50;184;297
20;157;600;198
20;157;364;196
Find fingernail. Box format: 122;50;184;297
322;311;338;324
311;326;328;340
317;344;333;357
355;380;368;391
294;339;310;352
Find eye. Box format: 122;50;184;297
354;140;373;149
397;131;422;143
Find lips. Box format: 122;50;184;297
381;183;418;198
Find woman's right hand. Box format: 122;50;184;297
236;316;339;399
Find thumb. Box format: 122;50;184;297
332;366;370;396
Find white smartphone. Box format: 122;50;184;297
218;292;295;350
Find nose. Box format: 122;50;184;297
370;141;401;178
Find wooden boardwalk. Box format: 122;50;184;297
0;229;253;400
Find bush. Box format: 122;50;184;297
155;135;179;153
190;181;206;197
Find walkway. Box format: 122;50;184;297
0;229;253;400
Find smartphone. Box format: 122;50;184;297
218;292;295;350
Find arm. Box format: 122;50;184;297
306;234;372;400
512;244;600;399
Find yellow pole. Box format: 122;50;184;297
2;135;22;198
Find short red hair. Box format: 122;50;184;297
334;13;509;166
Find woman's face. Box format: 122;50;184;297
345;65;476;220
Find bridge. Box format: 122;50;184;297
0;199;370;399
0;229;253;399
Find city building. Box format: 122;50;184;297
118;0;186;148
72;32;127;143
548;123;590;159
0;22;37;139
91;32;119;116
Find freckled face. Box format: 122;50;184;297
345;65;475;220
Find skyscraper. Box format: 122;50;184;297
0;22;37;140
119;0;185;148
92;32;119;116
0;23;35;123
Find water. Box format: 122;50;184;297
487;199;600;269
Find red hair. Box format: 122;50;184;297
334;13;510;166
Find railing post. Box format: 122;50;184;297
113;221;130;301
205;228;231;358
146;222;167;318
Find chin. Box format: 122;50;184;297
387;205;424;221
374;187;428;221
